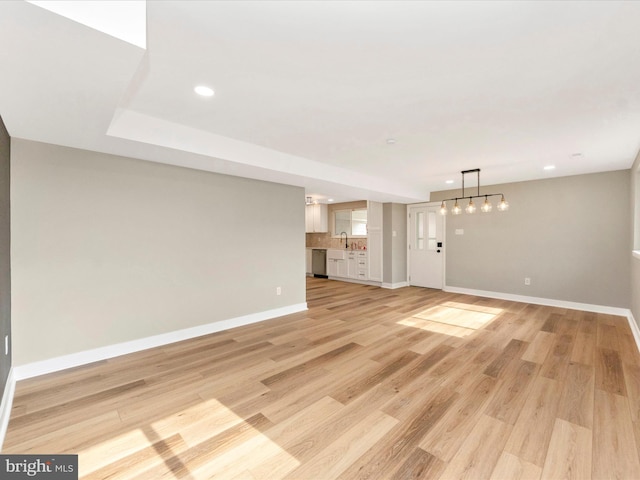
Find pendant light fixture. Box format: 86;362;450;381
497;194;509;211
451;199;462;215
481;195;492;213
439;169;508;215
465;198;476;214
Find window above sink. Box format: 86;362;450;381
333;207;367;237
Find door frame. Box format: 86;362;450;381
406;201;447;289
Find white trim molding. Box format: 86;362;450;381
382;282;409;289
633;250;640;260
327;277;381;287
443;285;630;316
627;311;640;354
0;368;16;451
13;303;307;381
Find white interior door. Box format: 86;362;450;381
408;203;444;289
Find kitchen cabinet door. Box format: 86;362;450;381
347;257;357;279
305;204;328;233
305;205;315;233
336;259;348;278
327;258;338;277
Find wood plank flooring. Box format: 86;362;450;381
4;277;640;479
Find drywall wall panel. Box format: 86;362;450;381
0;116;10;397
431;170;630;308
11;139;305;365
390;203;407;284
382;203;407;285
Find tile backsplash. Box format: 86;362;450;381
306;232;367;250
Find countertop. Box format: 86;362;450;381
306;247;367;251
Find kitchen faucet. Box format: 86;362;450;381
340;231;348;249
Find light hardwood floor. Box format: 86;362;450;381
4;277;640;479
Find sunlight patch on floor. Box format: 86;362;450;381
398;302;502;338
185;407;301;478
78;397;300;478
151;398;299;479
79;428;153;477
439;301;503;315
151;397;246;447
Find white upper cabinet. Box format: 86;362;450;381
305;204;328;233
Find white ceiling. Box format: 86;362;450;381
1;0;640;204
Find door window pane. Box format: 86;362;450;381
428;211;437;250
416;211;424;250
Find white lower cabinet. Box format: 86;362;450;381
356;251;368;280
328;249;367;281
327;258;348;277
347;254;357;279
327;258;338;277
327;249;344;277
347;251;368;280
336;258;348;278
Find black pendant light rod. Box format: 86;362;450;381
439;169;509;214
445;169;504;201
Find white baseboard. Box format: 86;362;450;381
0;368;16;451
382;282;409;289
627;311;640;354
443;285;630;317
13;303;307;381
327;277;381;287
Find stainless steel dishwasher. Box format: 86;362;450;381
312;249;327;278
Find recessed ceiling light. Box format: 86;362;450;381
327;198;334;202
194;85;214;97
571;152;583;157
386;138;396;145
544;165;556;171
446;180;454;184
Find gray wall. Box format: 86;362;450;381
631;150;640;327
11;139;306;366
382;203;407;285
431;170;630;308
0;116;10;398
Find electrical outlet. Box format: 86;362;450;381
276;286;282;296
524;277;531;286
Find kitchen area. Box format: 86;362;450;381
305;199;383;285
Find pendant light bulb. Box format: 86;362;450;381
465;198;476;214
452;199;462;215
481;196;492;213
439;201;447;215
497;195;509;212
